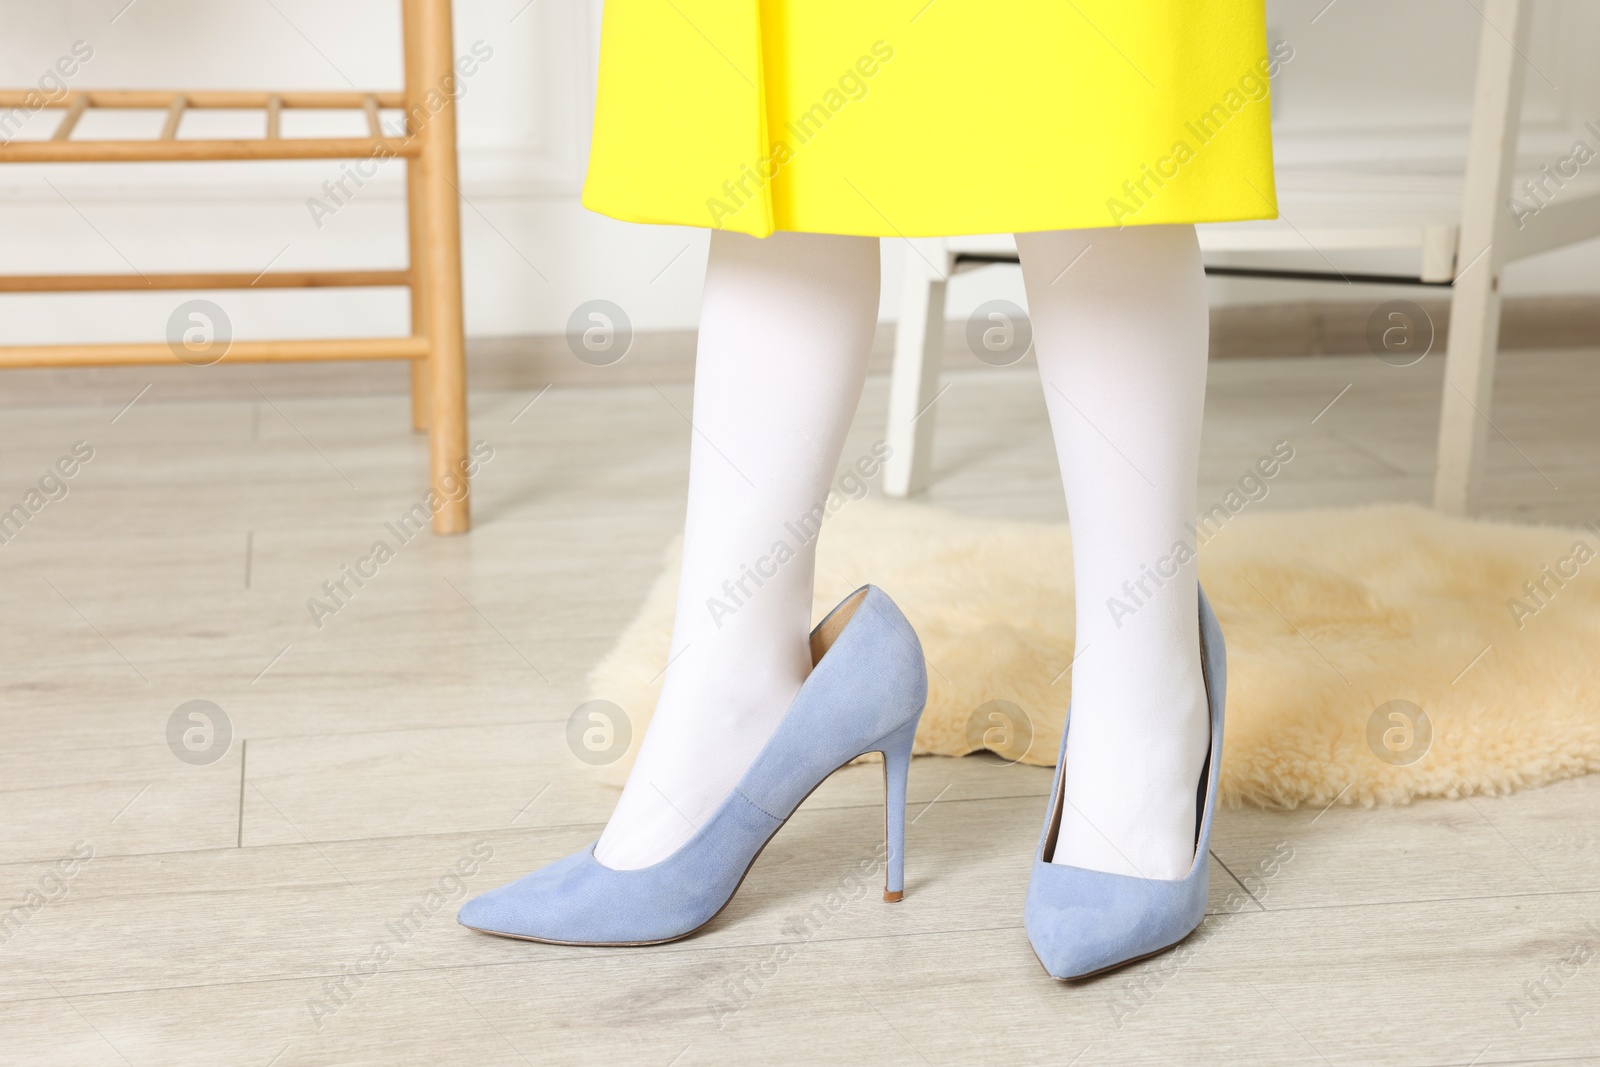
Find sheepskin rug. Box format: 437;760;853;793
586;501;1600;808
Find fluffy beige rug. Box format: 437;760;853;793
586;501;1600;809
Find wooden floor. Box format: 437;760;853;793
2;347;1598;1066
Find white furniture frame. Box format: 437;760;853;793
885;0;1600;514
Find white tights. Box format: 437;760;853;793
594;225;1210;881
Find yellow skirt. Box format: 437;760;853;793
582;0;1281;237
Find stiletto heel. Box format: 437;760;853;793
1024;584;1228;980
459;584;927;946
878;716;919;903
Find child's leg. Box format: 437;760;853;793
594;229;880;870
1016;224;1211;880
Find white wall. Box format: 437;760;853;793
1;0;1597;347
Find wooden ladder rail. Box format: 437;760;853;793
0;0;470;534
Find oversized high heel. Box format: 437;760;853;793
1023;584;1228;980
458;584;927;946
877;714;918;903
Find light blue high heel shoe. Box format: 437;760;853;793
459;585;927;946
1024;584;1227;980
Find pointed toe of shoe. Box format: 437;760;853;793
455;841;748;945
455;886;505;932
1023;860;1208;980
1023;899;1131;980
456;849;602;943
456;844;750;945
457;880;531;936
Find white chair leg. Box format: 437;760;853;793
1433;0;1532;515
884;240;950;497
